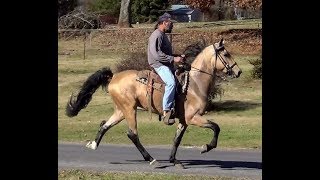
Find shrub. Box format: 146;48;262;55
209;70;228;100
115;52;149;73
249;54;262;79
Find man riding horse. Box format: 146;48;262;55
66;12;242;168
147;12;184;125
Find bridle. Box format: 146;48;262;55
190;44;237;76
214;45;237;76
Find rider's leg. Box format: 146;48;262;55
154;66;176;125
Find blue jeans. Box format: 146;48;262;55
154;66;175;111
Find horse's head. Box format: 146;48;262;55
208;39;242;78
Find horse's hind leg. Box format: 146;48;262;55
86;106;124;150
169;122;188;169
124;107;158;166
189;114;220;154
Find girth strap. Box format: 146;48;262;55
146;71;154;120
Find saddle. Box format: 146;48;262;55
136;69;165;92
136;64;191;121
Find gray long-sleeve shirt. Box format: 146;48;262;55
147;29;174;69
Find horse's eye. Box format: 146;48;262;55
223;52;230;57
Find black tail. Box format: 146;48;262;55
65;67;113;117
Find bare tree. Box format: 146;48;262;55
118;0;132;28
227;0;262;10
184;0;215;12
183;0;215;21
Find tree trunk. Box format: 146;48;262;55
118;0;132;28
218;0;223;20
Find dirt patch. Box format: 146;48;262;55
63;28;261;56
172;28;261;55
217;29;262;55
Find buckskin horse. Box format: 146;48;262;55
65;39;242;168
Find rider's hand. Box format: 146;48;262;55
180;54;186;62
174;56;183;63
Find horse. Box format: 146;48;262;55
65;39;242;168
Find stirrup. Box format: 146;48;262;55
163;118;175;125
162;110;175;125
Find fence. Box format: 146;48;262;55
58;20;262;60
58;28;183;60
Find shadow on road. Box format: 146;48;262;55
123;159;261;169
180;159;262;169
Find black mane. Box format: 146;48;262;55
182;37;207;64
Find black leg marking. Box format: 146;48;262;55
200;120;220;154
169;124;187;169
127;129;154;162
94;120;111;147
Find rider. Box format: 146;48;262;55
147;12;184;125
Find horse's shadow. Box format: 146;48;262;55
121;159;262;170
180;159;262;169
206;100;261;112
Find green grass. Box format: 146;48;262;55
59;110;261;148
132;19;262;30
58;169;252;180
58;20;262;149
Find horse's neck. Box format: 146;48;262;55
188;50;215;99
191;51;213;75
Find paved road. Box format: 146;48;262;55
58;143;262;179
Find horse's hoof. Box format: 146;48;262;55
200;144;214;154
200;144;208;154
150;159;161;168
174;162;185;169
86;141;97;150
171;159;185;169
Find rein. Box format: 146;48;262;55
190;66;215;76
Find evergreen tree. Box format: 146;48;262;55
87;0;121;16
131;0;169;23
58;0;78;17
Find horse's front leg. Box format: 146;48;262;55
169;122;188;169
189;114;220;154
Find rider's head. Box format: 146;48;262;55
157;12;173;33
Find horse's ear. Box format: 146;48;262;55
219;38;224;47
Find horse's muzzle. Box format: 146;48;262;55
236;70;242;78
